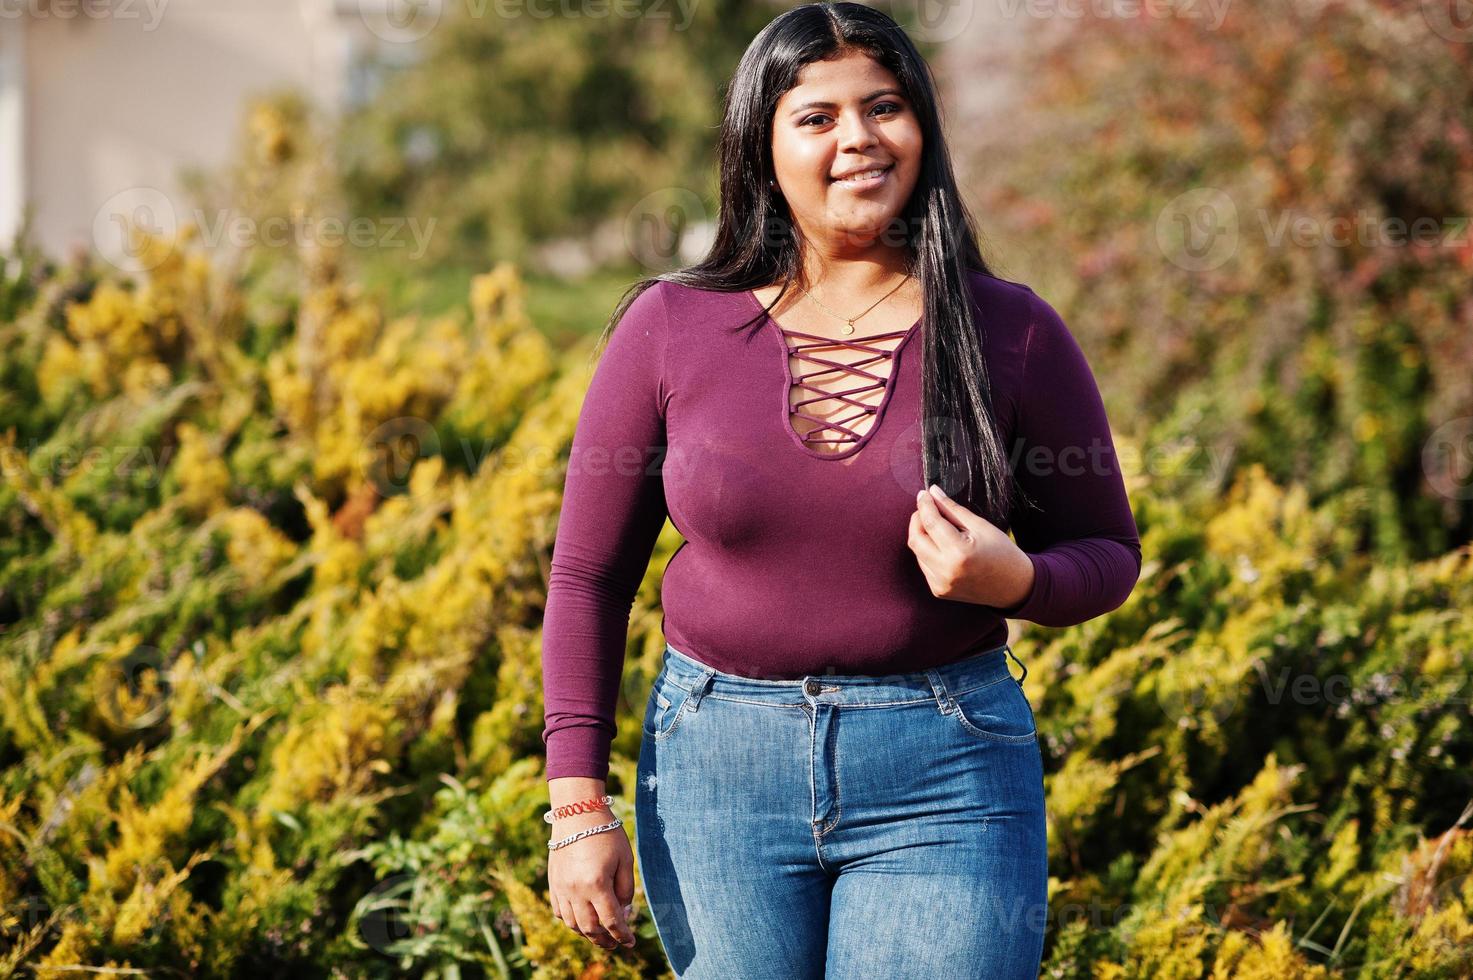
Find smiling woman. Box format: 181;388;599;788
539;3;1142;976
772;56;923;226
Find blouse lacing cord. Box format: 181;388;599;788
782;326;911;449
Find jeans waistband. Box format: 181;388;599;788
658;640;1027;709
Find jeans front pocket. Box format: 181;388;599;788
950;675;1037;743
641;671;695;742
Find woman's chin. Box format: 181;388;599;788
822;207;908;244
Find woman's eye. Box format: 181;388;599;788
801;102;903;127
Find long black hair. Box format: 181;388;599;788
596;1;1021;525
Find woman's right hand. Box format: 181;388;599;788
546;783;637;950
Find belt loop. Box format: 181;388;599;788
686;669;716;712
924;668;954;714
1005;647;1028;686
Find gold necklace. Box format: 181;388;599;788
794;273;913;336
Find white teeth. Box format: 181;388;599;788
835;167;888;183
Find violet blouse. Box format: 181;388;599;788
541;269;1141;780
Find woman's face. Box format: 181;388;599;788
769;51;923;253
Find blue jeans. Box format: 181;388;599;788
635;640;1048;979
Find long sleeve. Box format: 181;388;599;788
994;289;1141;627
541;282;671;781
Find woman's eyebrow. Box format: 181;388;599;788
786;88;905;116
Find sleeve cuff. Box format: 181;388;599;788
993;551;1048;622
544;726;612;782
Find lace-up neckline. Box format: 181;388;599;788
745;289;923;461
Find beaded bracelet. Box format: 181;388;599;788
544;793;615;824
548;815;623;851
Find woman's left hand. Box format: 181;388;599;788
908;483;1034;608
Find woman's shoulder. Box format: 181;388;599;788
964;268;1054;358
618;277;755;336
634;277;747;309
964;267;1042;321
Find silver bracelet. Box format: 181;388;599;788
548;815;623;851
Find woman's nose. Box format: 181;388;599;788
835;110;880;152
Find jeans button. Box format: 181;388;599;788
803;679;821;696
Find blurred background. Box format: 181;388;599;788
1;0;1471;976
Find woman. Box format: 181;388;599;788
539;3;1141;976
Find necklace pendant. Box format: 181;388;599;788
841;321;856;336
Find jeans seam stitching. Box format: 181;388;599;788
657;686;1010;708
808;704;831;867
817;710;842;837
951;674;1014;697
702;693;814;707
651;689;692;742
952;690;1039;743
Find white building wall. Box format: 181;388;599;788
4;0;393;262
0;21;26;252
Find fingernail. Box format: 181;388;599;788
929;483;944;497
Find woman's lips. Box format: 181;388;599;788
831;164;893;190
